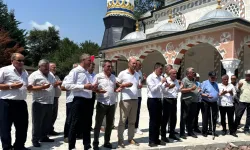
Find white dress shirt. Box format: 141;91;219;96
117;69;139;101
0;65;28;100
218;83;236;107
28;70;56;104
62;75;73;103
162;77;180;98
51;73;61;98
93;72;117;105
64;65;92;99
147;72;164;98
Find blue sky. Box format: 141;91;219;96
5;0;107;45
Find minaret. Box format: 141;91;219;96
101;0;136;49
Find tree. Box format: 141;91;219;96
134;0;165;19
0;28;24;67
27;26;60;66
79;40;99;56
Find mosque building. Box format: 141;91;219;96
99;0;250;81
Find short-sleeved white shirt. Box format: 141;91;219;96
117;69;139;101
0;65;28;100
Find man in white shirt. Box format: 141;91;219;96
117;56;140;148
28;59;60;147
163;64;173;78
92;60;118;149
49;62;62;136
64;54;95;150
147;62;166;147
161;69;180;142
0;53;29;150
218;74;237;137
88;62;96;131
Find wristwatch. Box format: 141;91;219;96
8;83;12;89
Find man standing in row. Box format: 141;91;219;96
88;62;96;131
147;62;166;147
92;60;117;150
193;73;202;133
0;53;30;150
28;59;60;147
49;62;62;136
64;54;94;150
161;69;180;142
117;57;140;148
180;67;198;139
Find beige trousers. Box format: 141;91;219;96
117;99;138;141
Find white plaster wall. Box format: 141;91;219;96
184;43;222;82
244;0;250;21
244;45;250;71
141;51;166;76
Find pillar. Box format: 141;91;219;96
221;59;241;82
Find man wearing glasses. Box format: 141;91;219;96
200;71;219;137
0;53;30;150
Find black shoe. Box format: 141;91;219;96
244;131;250;135
202;132;207;137
188;132;197;138
230;132;238;137
174;131;179;134
208;130;212;135
222;130;227;136
84;145;92;150
76;134;83;139
156;140;166;146
14;147;31;150
213;132;219;137
32;141;41;147
93;146;99;150
149;143;158;147
40;137;54;142
161;137;169;143
49;131;60;136
180;134;187;139
194;128;201;133
103;143;112;149
169;135;181;141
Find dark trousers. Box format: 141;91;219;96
93;102;116;146
234;102;250;132
201;100;218;133
51;97;59;132
68;97;95;150
194;102;202;129
147;98;162;144
219;106;235;133
0;100;28;150
125;97;142;129
64;102;72;138
161;98;177;138
180;100;197;134
32;102;53;143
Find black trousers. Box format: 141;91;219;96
51;97;59;132
234;102;250;132
0;99;28;150
219;106;235;133
180;100;197;134
64;102;72;138
194;102;202;129
32;102;53;143
93;102;116;146
68;97;95;150
201;100;218;133
161;98;177;137
147;98;162;144
125;97;142;129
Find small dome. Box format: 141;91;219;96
199;9;234;21
122;31;146;41
157;23;184;33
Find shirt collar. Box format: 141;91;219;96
152;72;159;78
76;65;86;73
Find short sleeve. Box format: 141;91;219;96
117;71;123;83
0;68;4;83
28;73;36;85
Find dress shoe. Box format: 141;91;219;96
174;131;179;134
156;140;166;146
208;130;212;135
128;139;139;146
161;137;169;143
213;132;219;137
64;137;68;143
202;132;207;137
93;146;99;150
32;141;41;147
188;132;197;138
148;143;158;147
49;131;60;136
194;128;201;133
40;137;54;142
169;135;181;141
103;143;113;149
244;131;250;135
180;134;187;139
118;140;125;148
14;147;31;150
221;130;227;136
230;132;238;137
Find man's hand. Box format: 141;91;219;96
207;95;213;99
143;73;147;80
238;82;243;89
221;89;227;95
84;83;93;90
42;83;51;89
169;84;175;89
228;90;233;95
138;84;143;89
98;89;107;93
116;87;122;92
165;83;170;88
11;82;23;89
190;85;196;91
125;82;133;87
54;81;62;87
161;77;167;83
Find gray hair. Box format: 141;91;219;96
222;74;229;79
186;67;194;75
165;64;173;69
128;56;138;62
38;59;49;66
11;53;23;61
79;54;90;62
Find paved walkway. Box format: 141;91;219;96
1;89;250;150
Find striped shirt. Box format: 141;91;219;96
28;70;56;104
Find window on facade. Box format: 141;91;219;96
225;3;240;17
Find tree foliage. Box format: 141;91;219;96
27;27;60;66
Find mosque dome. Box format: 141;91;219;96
106;0;135;19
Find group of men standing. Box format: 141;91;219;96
1;52;250;150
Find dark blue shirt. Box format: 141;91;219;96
201;80;219;102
